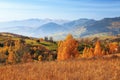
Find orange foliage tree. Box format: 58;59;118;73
108;42;119;54
7;47;17;64
40;38;44;42
94;41;102;56
82;40;106;58
57;34;79;60
88;48;94;57
82;47;94;58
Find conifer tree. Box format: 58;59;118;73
57;34;79;60
88;48;94;58
94;41;102;56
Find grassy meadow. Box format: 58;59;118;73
0;33;120;80
0;54;120;80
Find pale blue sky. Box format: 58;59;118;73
0;0;120;21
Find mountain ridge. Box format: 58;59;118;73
0;17;120;40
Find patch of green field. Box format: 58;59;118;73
25;39;38;45
12;37;21;40
39;41;57;51
25;39;57;51
0;35;58;51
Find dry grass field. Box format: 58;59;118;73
0;54;120;80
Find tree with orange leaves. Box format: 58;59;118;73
82;47;94;58
82;47;87;58
108;42;119;54
57;34;79;60
94;40;102;56
88;48;94;58
7;46;17;64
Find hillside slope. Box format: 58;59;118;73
0;55;120;80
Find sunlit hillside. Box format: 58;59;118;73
0;54;120;80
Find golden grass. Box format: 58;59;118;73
0;55;120;80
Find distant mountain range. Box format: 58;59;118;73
0;17;120;40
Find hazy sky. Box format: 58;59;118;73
0;0;120;22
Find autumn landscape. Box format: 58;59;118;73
0;0;120;80
0;32;119;80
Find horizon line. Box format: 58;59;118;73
0;16;120;22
